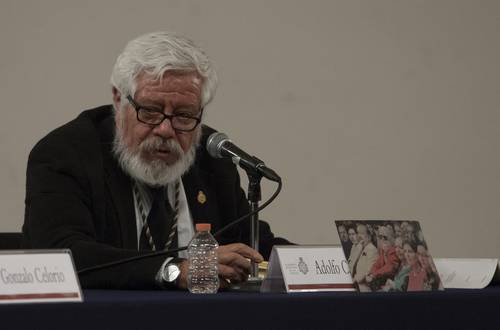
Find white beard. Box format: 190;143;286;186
112;121;200;187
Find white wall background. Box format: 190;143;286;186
1;0;499;258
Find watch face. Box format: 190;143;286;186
165;264;181;282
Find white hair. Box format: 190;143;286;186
110;31;217;108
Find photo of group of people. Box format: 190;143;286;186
335;220;443;292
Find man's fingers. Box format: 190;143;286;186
219;277;231;289
215;243;264;284
218;251;252;273
217;243;264;263
218;264;247;282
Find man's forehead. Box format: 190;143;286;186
136;70;202;92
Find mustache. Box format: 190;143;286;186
139;136;184;156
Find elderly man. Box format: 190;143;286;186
22;31;288;290
349;224;378;291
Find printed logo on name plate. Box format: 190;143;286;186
298;257;309;275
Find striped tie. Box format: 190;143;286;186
138;181;180;251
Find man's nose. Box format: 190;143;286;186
153;118;176;138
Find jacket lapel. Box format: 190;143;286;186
98;116;137;249
182;165;219;232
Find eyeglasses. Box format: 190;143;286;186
126;95;203;132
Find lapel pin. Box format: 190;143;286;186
197;190;207;204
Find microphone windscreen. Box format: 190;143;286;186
206;132;229;158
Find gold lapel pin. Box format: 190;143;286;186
197;190;207;204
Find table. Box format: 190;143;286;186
1;286;499;330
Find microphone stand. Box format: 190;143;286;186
247;171;262;281
229;165;264;292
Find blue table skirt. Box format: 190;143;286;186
1;286;499;330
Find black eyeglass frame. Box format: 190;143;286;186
126;95;203;132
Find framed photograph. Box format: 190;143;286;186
335;220;444;292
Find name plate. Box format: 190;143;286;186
0;250;83;304
261;245;355;293
434;258;500;289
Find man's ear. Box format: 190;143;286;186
112;87;121;109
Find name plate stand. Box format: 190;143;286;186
261;245;355;293
0;250;83;304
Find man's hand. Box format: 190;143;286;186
176;243;263;289
177;260;190;289
217;243;263;284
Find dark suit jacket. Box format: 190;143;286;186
23;105;288;289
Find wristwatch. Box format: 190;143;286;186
156;257;181;288
162;262;181;284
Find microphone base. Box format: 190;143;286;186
226;277;262;292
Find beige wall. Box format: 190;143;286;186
1;0;499;258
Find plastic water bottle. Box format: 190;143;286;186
187;223;219;294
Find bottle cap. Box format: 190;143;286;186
195;223;211;232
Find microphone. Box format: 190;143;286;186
206;132;281;182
